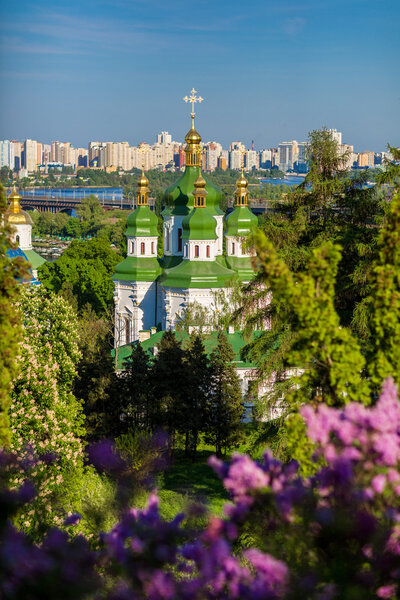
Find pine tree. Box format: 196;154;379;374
206;331;244;457
121;343;153;432
151;331;190;447
184;333;212;459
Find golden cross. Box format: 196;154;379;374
183;87;204;117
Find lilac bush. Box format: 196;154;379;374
2;378;400;599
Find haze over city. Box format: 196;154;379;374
1;0;399;151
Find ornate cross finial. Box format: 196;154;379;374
183;87;204;118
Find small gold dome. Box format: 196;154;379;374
185;126;202;146
194;174;206;189
236;172;248;189
137;170;149;188
9;186;21;201
6;210;33;225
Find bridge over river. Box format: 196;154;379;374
6;187;271;215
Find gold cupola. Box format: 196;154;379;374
183;88;204;167
193;174;207;207
6;186;33;225
235;168;249;207
137;168;149;206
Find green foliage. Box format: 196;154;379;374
0;185;27;446
73;305;120;440
76;196;105;236
120;343;153;433
9;287;85;536
205;331;244;457
38;237;120;314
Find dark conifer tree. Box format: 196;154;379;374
184;333;212;459
150;331;189;446
121;342;152;432
206;331;244;457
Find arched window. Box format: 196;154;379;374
206;245;210;258
166;230;170;251
232;242;235;255
178;228;182;252
124;317;130;344
151;241;155;254
241;243;245;255
141;242;145;255
16;235;20;245
131;241;135;254
194;245;199;258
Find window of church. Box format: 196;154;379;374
166;231;170;251
178;228;182;252
141;242;145;254
131;241;135;254
151;241;155;254
16;235;20;245
206;245;210;258
232;242;235;255
194;245;199;258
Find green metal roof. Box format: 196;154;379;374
112;256;162;282
126;205;158;237
163;166;224;216
225;205;258;237
160;257;236;289
182;208;218;240
225;255;256;282
24;249;46;269
112;330;262;370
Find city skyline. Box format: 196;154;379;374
0;0;399;151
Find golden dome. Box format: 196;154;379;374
185;126;202;146
6;210;33;225
194;174;206;189
236;171;248;189
5;186;33;225
137;169;149;188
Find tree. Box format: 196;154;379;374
73;304;120;440
8;286;85;536
205;331;244;457
183;334;211;458
151;331;190;446
0;185;27;446
77;196;105;236
120;343;153;433
38;238;120;314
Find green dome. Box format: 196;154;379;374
163;166;224;216
182;208;218;240
112;256;161;282
225;206;258;237
126;205;158;237
160;257;235;289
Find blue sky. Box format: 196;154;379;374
0;0;399;151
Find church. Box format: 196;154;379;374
112;91;258;347
4;186;46;283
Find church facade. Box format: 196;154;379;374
112;103;258;347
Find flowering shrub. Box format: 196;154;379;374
2;378;400;599
8;287;85;535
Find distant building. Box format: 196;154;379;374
229;149;242;170
328;129;342;146
24;139;38;172
0;140;15;169
278;141;298;172
244;150;258;171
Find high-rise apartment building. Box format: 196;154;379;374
157;131;172;145
0;140;15;168
23;139;38;172
244;150;258;171
328;129;342;146
278;141;298;172
229;149;242;170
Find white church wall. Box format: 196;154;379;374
127;236;158;258
114;280;157;346
12;223;32;251
214;215;224;255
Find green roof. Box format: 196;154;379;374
126;205;158;237
160;257;236;289
112;256;162;282
225;206;258;237
112;330;262;370
24;249;46;269
182;208;218;240
225;255;256;282
163;166;224;216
